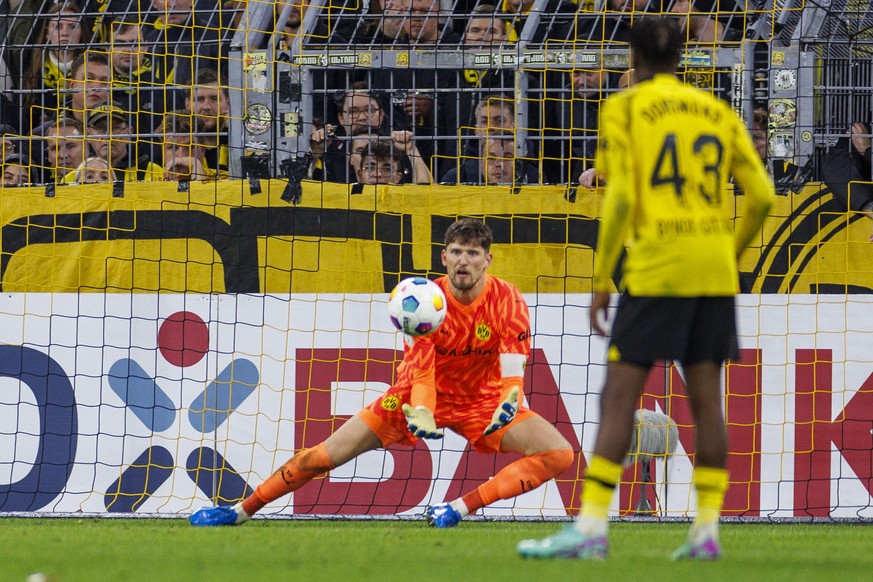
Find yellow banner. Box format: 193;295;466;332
0;179;870;293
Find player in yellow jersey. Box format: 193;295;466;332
517;17;774;561
190;219;574;527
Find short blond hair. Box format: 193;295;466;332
74;156;117;182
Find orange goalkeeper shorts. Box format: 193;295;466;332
360;384;535;454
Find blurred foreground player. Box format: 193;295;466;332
191;219;573;527
517;17;774;560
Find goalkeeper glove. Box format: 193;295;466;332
484;386;519;435
402;404;444;439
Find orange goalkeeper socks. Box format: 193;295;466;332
460;449;574;513
242;442;336;516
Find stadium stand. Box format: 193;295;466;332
0;0;848;186
6;2;873;524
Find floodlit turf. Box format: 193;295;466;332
2;519;872;581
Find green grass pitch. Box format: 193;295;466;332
2;519;871;581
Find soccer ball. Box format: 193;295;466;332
387;277;447;336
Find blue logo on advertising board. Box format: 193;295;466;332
1;311;260;512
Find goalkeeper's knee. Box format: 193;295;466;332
523;449;575;490
516;449;575;494
542;448;575;478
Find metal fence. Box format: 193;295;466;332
0;0;868;185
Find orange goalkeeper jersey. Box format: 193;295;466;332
395;274;531;403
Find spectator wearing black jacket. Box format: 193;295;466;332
823;122;873;242
369;0;461;179
456;6;515;136
499;0;576;45
548;67;611;185
109;20;160;136
309;83;393;183
342;0;407;45
142;0;223;114
440;134;538;185
185;68;229;174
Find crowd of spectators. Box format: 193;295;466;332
0;0;239;186
0;0;793;189
302;0;749;186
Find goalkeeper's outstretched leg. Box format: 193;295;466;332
190;415;384;526
191;404;574;527
426;414;574;528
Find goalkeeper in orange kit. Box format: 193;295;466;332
190;218;574;527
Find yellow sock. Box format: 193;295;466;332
580;455;622;521
693;466;729;526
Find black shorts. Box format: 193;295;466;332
608;293;739;367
